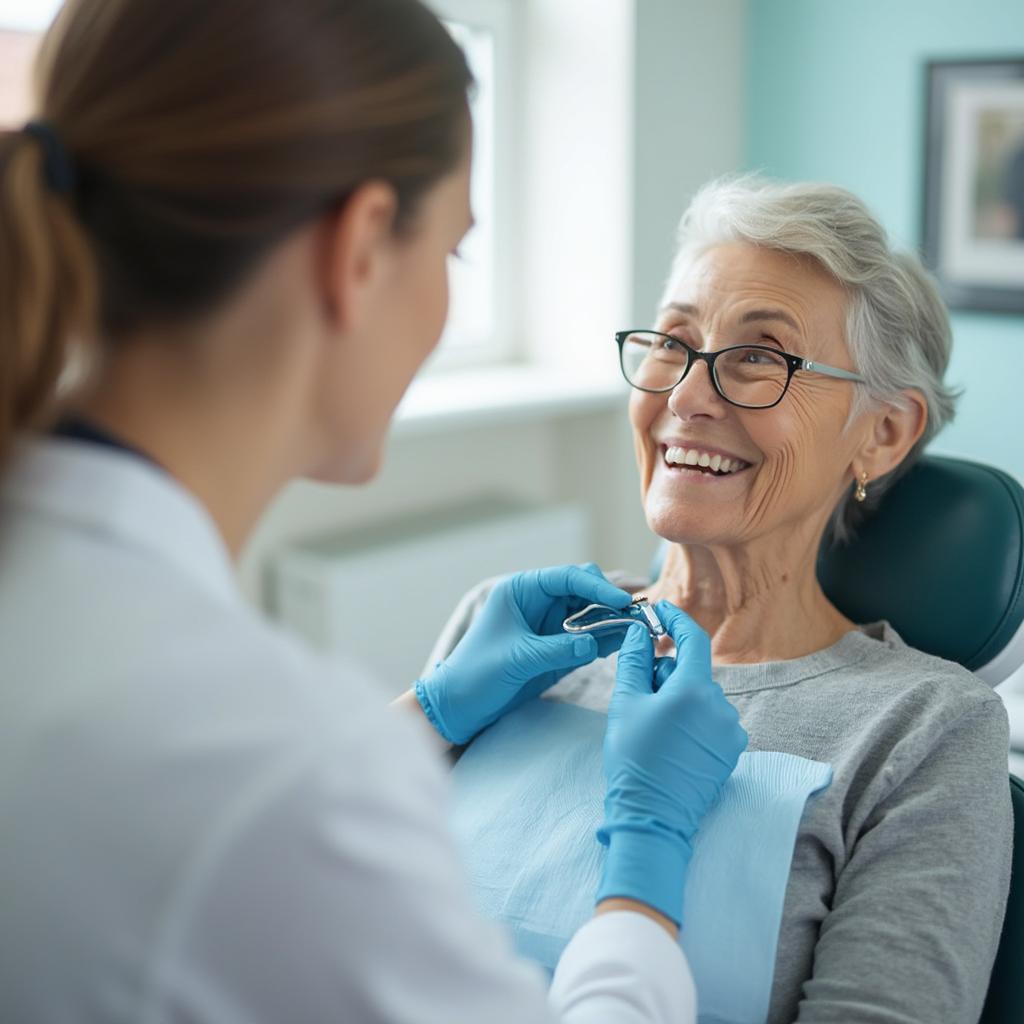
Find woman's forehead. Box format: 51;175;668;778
663;242;847;333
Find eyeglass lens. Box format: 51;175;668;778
620;331;790;408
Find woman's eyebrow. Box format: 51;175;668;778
660;303;802;334
661;302;697;318
739;308;801;332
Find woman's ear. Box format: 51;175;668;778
317;180;399;333
854;388;928;483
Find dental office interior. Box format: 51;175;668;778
4;0;1024;1019
4;0;1022;756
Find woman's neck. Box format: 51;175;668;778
69;335;312;558
647;534;856;665
64;227;333;557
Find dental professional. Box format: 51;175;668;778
0;1;747;1022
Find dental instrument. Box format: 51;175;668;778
562;595;666;639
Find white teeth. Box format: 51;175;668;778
663;446;746;474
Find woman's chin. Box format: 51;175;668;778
308;438;386;486
644;494;735;547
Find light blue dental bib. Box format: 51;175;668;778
450;700;831;1024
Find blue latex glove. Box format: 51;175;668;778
415;564;631;745
596;601;748;926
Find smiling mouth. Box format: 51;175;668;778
662;445;752;476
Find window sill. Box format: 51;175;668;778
392;364;629;438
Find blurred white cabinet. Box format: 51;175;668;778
271;499;588;697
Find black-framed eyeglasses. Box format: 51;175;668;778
615;330;866;410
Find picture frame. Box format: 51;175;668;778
922;57;1024;314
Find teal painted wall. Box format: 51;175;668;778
746;0;1024;480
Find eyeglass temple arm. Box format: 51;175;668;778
801;359;866;383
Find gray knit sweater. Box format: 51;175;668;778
428;573;1013;1024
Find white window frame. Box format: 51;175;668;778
426;0;522;372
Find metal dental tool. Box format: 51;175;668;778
562;594;666;639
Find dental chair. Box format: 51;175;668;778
649;453;1024;1021
813;454;1024;1024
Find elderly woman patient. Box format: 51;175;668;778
430;178;1012;1023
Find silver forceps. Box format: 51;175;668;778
563;594;666;639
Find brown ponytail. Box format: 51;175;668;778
0;129;97;464
0;0;472;465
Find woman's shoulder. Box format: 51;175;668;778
743;621;1010;788
849;620;1004;716
747;620;1008;761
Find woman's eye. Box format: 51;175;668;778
661;335;687;352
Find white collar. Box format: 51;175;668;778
1;436;239;607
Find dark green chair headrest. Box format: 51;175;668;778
816;455;1024;683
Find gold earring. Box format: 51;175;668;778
854;471;869;503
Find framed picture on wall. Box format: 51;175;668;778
923;57;1024;313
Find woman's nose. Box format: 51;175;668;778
667;356;726;420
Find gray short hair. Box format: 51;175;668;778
662;175;959;543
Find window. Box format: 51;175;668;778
0;0;60;32
428;0;519;371
435;18;497;367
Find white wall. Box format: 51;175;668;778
240;1;748;646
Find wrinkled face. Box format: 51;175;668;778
631;242;866;547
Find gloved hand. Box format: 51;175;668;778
596;601;747;926
415;564;631;745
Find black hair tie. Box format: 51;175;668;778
22;120;77;196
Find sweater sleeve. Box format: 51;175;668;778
791;698;1012;1023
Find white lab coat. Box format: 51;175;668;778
0;437;696;1024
